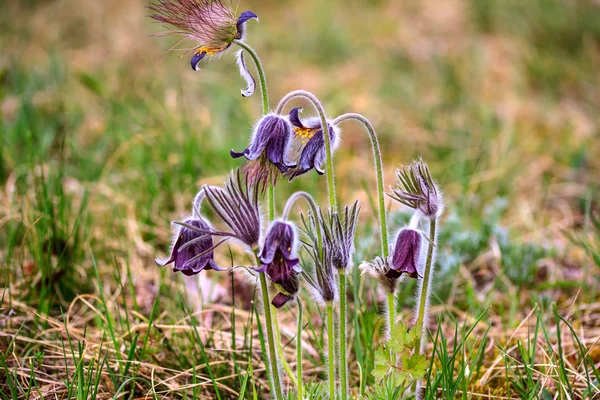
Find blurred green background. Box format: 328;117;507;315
1;0;599;397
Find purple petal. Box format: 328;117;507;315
236;11;258;38
191;51;207;71
272;293;294;309
288;108;305;128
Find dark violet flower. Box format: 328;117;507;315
388;159;443;219
257;220;301;308
230;114;296;190
388;228;422;280
320;201;360;271
156;217;227;276
284;108;340;180
149;0;258;75
202;170;261;249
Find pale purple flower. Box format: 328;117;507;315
230;114;296;190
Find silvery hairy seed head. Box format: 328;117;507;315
389;159;443;219
320;201;360;271
156;217;227;275
149;0;257;71
202;170;261;249
359;257;399;295
284;107;340;180
230;114;296;191
257;220;301;308
300;211;338;305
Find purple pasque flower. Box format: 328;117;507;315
388;228;422;279
389;159;443;219
149;0;258;71
257;220;301;308
284;108;340;180
320;201;360;271
202;170;261;249
156;217;227;276
230;114;296;190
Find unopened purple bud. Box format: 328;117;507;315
388;228;422;280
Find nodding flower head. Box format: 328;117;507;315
300;210;338;305
256;220;301;308
156;217;227;276
202;170;261;249
388;228;422;280
360;257;399;294
320;201;360;271
284;108;340;180
389;159;443;219
230;114;296;191
149;0;258;71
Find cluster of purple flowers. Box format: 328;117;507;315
150;1;444;398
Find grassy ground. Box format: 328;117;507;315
1;0;599;398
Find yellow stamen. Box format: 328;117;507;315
293;127;316;139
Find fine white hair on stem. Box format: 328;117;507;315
414;219;439;353
192;188;206;218
236;49;256;97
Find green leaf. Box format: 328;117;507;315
402;353;429;379
372;364;390;381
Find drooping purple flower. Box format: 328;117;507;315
149;0;258;89
156;217;226;276
389;159;443;219
230;114;296;190
257;220;301;308
284;108;340;180
388;228;422;279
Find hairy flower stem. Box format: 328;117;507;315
326;302;336;400
331;114;392;339
387;292;395;335
414;218;437;352
296;299;304;400
258;269;284;400
283;191;323;254
272;304;298;386
339;272;348;400
233;40;269;115
413;218;438;400
275;91;336;209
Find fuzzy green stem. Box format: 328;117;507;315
331;114;388;259
387;292;395;334
339;272;348;400
271;304;298;386
282;191;323;256
296;299;304;400
326;302;336;400
258;270;284;400
233;40;269;115
275;91;336;210
414;218;437;354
